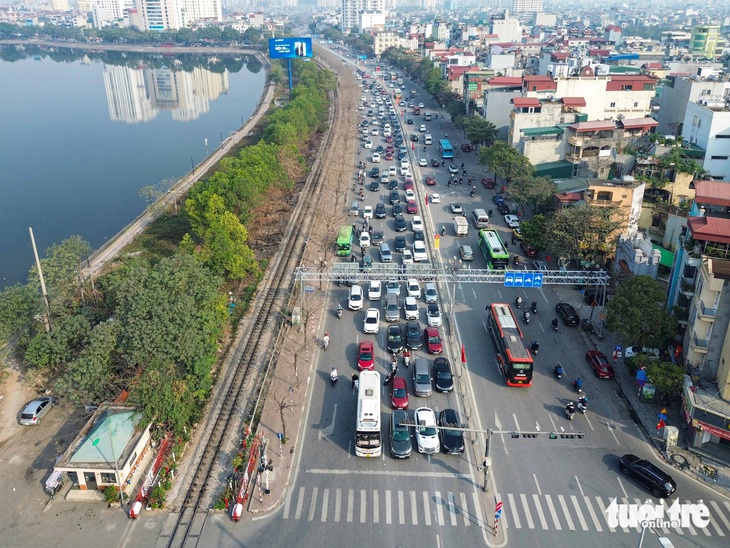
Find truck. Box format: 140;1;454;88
453;216;469;236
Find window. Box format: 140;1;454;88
634;102;638;107
609;102;616;108
710;156;728;160
716;134;730;139
701;89;711;95
100;472;117;484
693;116;698;126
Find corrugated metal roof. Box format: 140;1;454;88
512;97;541;107
568;120;616;132
561;97;587;107
688;216;730;245
619;117;659;129
522;126;564;136
694;180;730;206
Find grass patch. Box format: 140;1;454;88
126;213;191;259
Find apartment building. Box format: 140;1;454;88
341;0;384;32
690;25;726;59
654;74;730;135
682;98;730;181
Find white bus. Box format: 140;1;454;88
355;371;382;457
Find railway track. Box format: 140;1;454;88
159;82;342;548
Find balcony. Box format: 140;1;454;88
698;300;717;320
680;279;695;296
691;333;710;353
566;134;615;147
565;153;581;164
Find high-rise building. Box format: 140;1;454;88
512;0;541;13
341;0;385;32
134;0;221;31
690;25;725;58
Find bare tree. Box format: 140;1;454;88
270;383;297;443
280;331;313;389
300;291;325;345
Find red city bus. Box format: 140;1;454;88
486;303;534;387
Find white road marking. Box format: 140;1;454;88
283;489;292;519
548;414;558;433
520;493;535;529
460;492;470;527
294;486;305;520
423;491;432;526
583;495;602;532
532;494;549;529
385;490;392;525
607;422;620;445
494;413;509;455
347;488;354;523
544;494;562;530
557;495;575;530
319;404;337;439
683;499;700;536
508;493;521;528
448;492;458;526
616;477;629;499
307;487;318;521
710;501;730;534
305;468;473;479
472;492;484;529
575;476;585;496
435;491;445;526
320;488;329;522
410;491;418;525
626;499;642;533
398;490;405;525
512;413;521;432
584;413;595;431
594;497;616;533
533;474;542;496
334;488;342;522
360;489;367;523
373;489;379;524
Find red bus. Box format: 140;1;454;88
486;303;534;387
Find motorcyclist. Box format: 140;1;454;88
523;310;530;322
531;340;539;353
552;317;559;330
554;363;564;377
336;305;343;318
565;401;576;417
515;296;523;308
577;396;589;412
573;378;583;392
323;332;330;350
330;367;338;385
441;226;446;236
531;301;538;313
403;348;411;367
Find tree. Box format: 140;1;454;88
463;116;497;147
518;214;549;251
505;175;555;213
28;235;93;303
544;205;622;265
479;142;534;184
606;275;677;350
646;361;685;398
0;283;39;341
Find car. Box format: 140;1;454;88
402;249;414;264
368;280;382;301
369;231;384;251
404;296;419;320
371;128;379;136
406;200;418;214
520;241;537;257
348;284;364;310
369;180;381;192
403;320;422;349
460;143;471;152
391;377;409;410
411;216;424;232
388;166;397;176
532;260;549;271
19;397;54;426
419;124;427;133
375;145;384;153
418;103;425;108
405;278;421;298
414;407;440;454
364;140;373;149
450;202;464;214
389;189;400;204
424;326;443;354
390;409;412;458
427;303;442;327
497;203;510;215
410;134;419;142
357;340;375;371
394;215;407;232
430;193;441;203
385;135;394;143
625;346;660;359
386;280;400;296
619;454;676;498
406;118;413;125
359;232;371;248
400;166;411;177
380;175;389;185
363;307;380;334
425;175;437;186
362;205;373;220
459;245;474;261
387;324;404;353
438;409;465;454
492;194;505;205
374;202;386;219
391;236;406;254
431;158;440;167
385;152;394;161
586;350;614;378
482;177;495;189
419;158;427;167
512;227;523;240
388;179;399;190
555;302;580;326
424;283;438;303
372;152;380;163
504;214;520;228
404;175;415;190
433;357;454;392
370;167;380;178
404;188;415;201
448;164;459;174
413;241;428;262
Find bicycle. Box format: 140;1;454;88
698;462;718;480
660;450;690;471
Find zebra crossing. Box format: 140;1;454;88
282;485;730;537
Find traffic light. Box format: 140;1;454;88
522;433;538;438
549;433;558;439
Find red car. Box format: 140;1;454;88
406;200;418;214
425;175;437;186
385;135;394;143
386;145;395;152
358;340;375;371
391;376;409;409
586;350;614;378
482;177;495;189
520;241;538;257
385;153;394;161
461;143;471;152
404;176;414;190
424;327;443;354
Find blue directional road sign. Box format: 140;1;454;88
504;271;543;288
304;286;315;293
615;344;623;352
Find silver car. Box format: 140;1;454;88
19;397;54;425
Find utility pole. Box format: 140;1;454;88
29;227;52;333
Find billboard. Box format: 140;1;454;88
268;37;313;59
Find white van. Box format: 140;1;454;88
424;134;433;145
471;208;490;229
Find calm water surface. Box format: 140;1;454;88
0;50;266;288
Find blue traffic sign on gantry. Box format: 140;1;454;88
504;271;543;288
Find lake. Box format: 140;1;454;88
0;46;266;288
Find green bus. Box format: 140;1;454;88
477;229;510;269
337;226;354;257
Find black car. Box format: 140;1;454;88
413;231;425;242
620;454;676;498
369;180;381;192
497;203;510;215
405;321;423;350
370;167;380;178
394;235;407;253
438;409;465;454
389;179;399;190
583;289;600;305
392;203;404;216
433;357;454;392
375;202;386;218
431;158;440;167
389;189;400;204
390;410;412;459
555;303;580;326
410;134;419;142
460;143;471;152
406;118;413;125
387;324;404;353
375;145;384;153
394;215;407;232
372;230;384;246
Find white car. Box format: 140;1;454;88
372;152;381;163
402;249;414;264
407;279;421;298
625;346;660;359
415;407;440;454
404;174;414;186
371;129;379;137
364;140;373;149
419;158;428;166
411;216;424;232
404;296;419;320
430;193;441;203
400;166;411;177
413;241;428;262
349;285;364;311
368;280;382;301
427;303;442;327
405;189;416;201
388;166;397;176
363;205;373;220
418;103;425;108
359;232;371;248
363;308;381;334
401;159;410;168
504;215;520;228
419;124;427;133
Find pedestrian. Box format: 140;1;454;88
352;372;359;387
352;222;357;232
488;209;493;217
511;236;516;245
505;241;509;250
368;225;373;234
351;254;356;262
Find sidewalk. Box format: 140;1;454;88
554;285;730;500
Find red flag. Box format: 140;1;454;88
656;419;666;430
461;344;466;363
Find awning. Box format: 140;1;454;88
512;97;541;108
521;126;564;136
620;117;659;129
652;244;675;268
560;97;586;107
534;161;574;178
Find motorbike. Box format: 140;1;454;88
330;369;338;387
552;318;559;332
531;301;538;314
565;403;576;420
515;296;523;309
469;189;476;197
403;353;411;368
323;335;330;350
577;397;588;414
336;305;342;319
531;341;539;354
523;311;531;324
573;378;583;394
554;364;564;379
